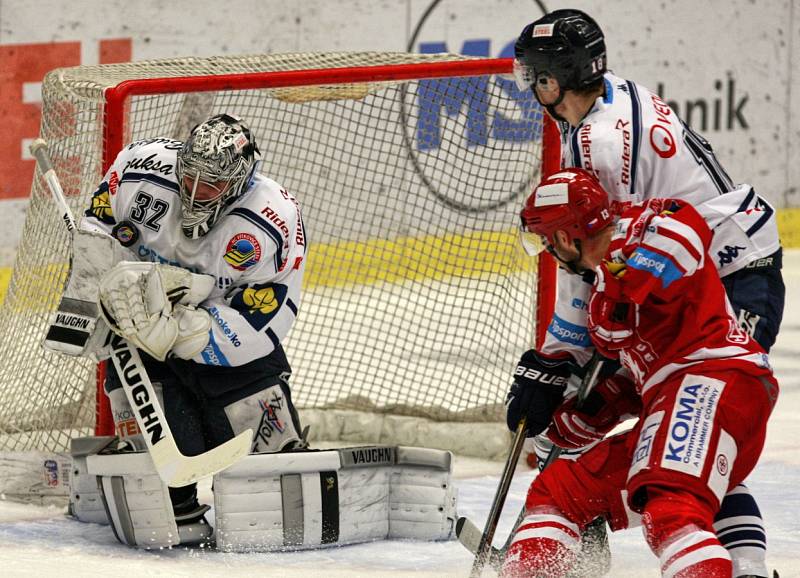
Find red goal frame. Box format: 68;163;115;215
95;58;560;436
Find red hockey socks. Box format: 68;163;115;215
500;506;580;578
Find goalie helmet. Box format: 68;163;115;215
177;113;260;238
514;9;606;93
519;168;612;254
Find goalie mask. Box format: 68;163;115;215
177;114;260;239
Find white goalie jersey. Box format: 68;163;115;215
82;138;307;367
541;72;780;362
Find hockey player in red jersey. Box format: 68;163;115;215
508;9;784;577
501;169;778;578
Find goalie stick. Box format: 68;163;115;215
458;352;607;575
29;138;252;487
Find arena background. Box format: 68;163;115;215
0;0;796;298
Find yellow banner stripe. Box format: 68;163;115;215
1;207;798;304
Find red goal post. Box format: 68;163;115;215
0;52;558;499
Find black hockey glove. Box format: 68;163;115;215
505;349;572;438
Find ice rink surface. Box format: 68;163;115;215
0;251;798;578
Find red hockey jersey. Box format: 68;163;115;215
591;199;772;402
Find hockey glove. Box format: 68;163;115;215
505;350;572;438
588;260;635;357
170;305;212;360
99;262;214;361
547;373;641;450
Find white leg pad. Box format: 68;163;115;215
87;450;181;549
69;436;115;524
213;445;457;552
389;446;458;540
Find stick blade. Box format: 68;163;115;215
153;428;253;487
457;516;505;572
456;516;483;554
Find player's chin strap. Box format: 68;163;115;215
547;239;594;276
532;85;568;123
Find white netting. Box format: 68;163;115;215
0;51;547;460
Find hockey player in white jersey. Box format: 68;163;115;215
505;9;784;578
79;113;307;540
67;113;458;551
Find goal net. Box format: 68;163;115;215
0;52;557;498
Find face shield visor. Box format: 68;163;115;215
518;218;550;257
180;171;234;210
512;56;565;116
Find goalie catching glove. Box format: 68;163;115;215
546;373;641;449
99;262;214;361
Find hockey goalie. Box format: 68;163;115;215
42;114;457;550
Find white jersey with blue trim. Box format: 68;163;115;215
541;72;780;362
82;138;306;368
560;72;779;278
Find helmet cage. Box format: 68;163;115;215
177;113;260;238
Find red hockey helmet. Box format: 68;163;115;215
519;168;612;254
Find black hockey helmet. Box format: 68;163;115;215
514;9;606;92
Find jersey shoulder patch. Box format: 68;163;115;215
230;282;290;331
84;182;116;225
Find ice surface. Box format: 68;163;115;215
1;251;798;577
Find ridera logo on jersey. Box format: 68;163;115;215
223;233;262;270
232;282;288;330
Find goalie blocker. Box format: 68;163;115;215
71;439;457;550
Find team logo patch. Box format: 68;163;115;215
628;411;664;481
86;185;115;225
716;453;729;475
243;286;279;314
231;282;288;331
224;233;262;270
111;220;139;247
252;392;287;452
43;459;60;488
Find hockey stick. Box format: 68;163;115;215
498;352;607;551
466;415;528;577
30;138;252;487
457;352;608;572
